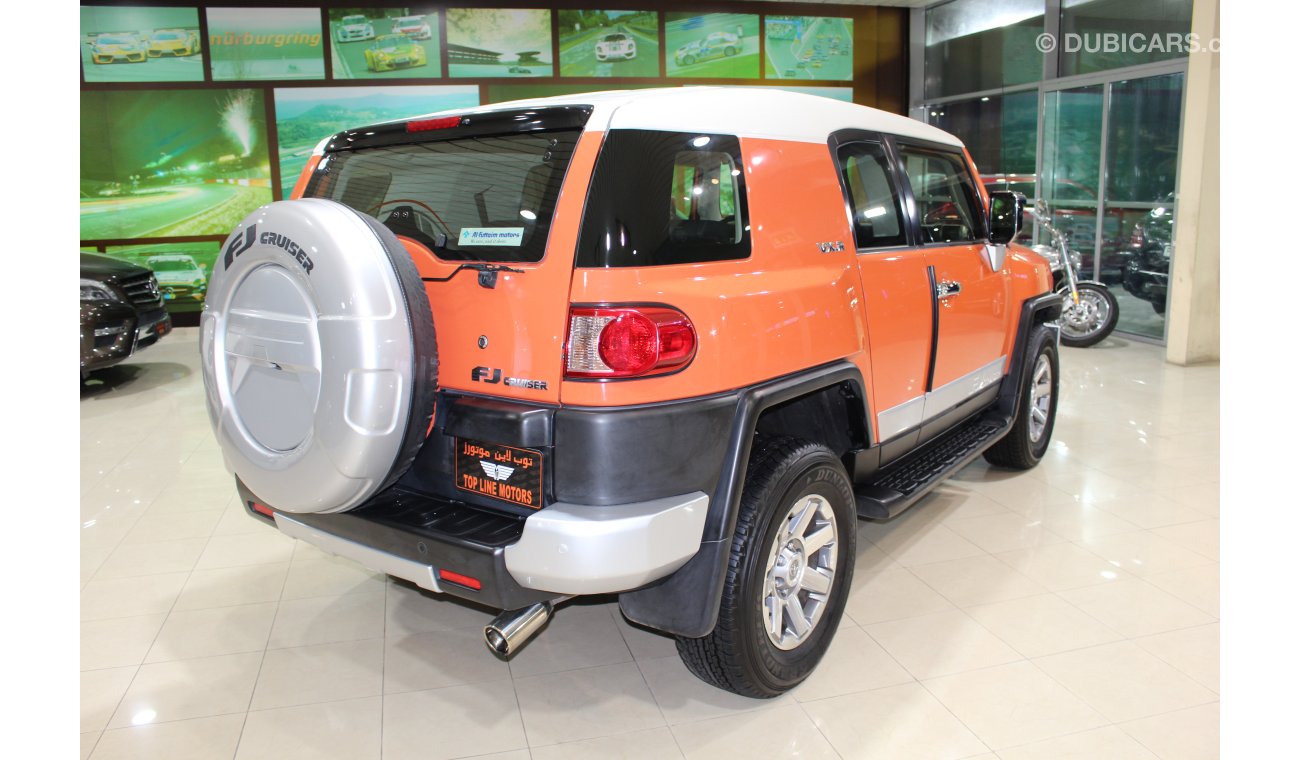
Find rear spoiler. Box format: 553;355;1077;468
322;105;594;154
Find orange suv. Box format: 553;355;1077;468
200;88;1060;697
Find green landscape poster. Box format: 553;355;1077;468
80;89;273;240
447;8;553;78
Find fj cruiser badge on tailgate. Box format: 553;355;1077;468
471;366;548;391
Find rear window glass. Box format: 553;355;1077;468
576;130;750;268
304;130;580;263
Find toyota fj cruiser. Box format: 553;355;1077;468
201;88;1059;697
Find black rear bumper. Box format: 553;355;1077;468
238;481;553;610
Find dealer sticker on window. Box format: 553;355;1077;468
458;227;524;246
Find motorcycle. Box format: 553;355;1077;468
1025;201;1120;348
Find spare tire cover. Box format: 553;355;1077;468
201;199;437;514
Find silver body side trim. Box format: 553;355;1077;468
876;395;926;441
876;356;1008;441
504;492;709;595
922;356;1007;421
275;513;442;593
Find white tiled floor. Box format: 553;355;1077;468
81;328;1219;759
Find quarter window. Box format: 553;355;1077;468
576;130;750;268
835;142;906;249
898;147;984;244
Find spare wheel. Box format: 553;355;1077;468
200;199;437;514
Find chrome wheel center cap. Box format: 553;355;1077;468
773;539;806;597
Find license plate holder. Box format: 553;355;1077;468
454;438;543;509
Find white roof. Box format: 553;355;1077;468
321;87;963;154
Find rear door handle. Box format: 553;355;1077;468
936;280;962;299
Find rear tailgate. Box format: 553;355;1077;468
301;108;603;406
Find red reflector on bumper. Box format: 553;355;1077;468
438;569;482;590
251;502;274;517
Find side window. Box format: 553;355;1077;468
577;130;750;268
836;142;906;249
897;147;984;244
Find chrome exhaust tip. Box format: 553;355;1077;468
484;602;553;657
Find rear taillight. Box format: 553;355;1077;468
565;306;697;379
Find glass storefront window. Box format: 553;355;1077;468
921;0;1190;343
929;90;1039;181
925;0;1044;99
1106;73;1183;202
1041;85;1108;279
1107;72;1183;338
1060;0;1193;76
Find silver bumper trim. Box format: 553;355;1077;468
274;512;442;593
504;492;709;595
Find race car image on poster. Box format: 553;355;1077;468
91;34;147;64
364;34;427;72
764;15;854;81
391;15;432;41
596;33;636;61
335;14;375;43
674;31;742;67
147;28;201;58
665;13;759;78
330;8;442;78
81;5;203;82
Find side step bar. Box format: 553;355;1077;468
855;414;1010;520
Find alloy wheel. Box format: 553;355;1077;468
761;493;839;650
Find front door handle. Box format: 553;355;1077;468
936;280;962;299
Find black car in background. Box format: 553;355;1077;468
81;253;171;376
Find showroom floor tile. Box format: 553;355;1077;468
81;329;1219;758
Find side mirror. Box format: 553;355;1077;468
988;191;1027;245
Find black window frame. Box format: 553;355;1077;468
575;129;751;269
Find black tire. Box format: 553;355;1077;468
682;54;696;66
724;46;737;56
676;435;856;698
985;324;1059;469
1058;282;1118;348
356;214;439;497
